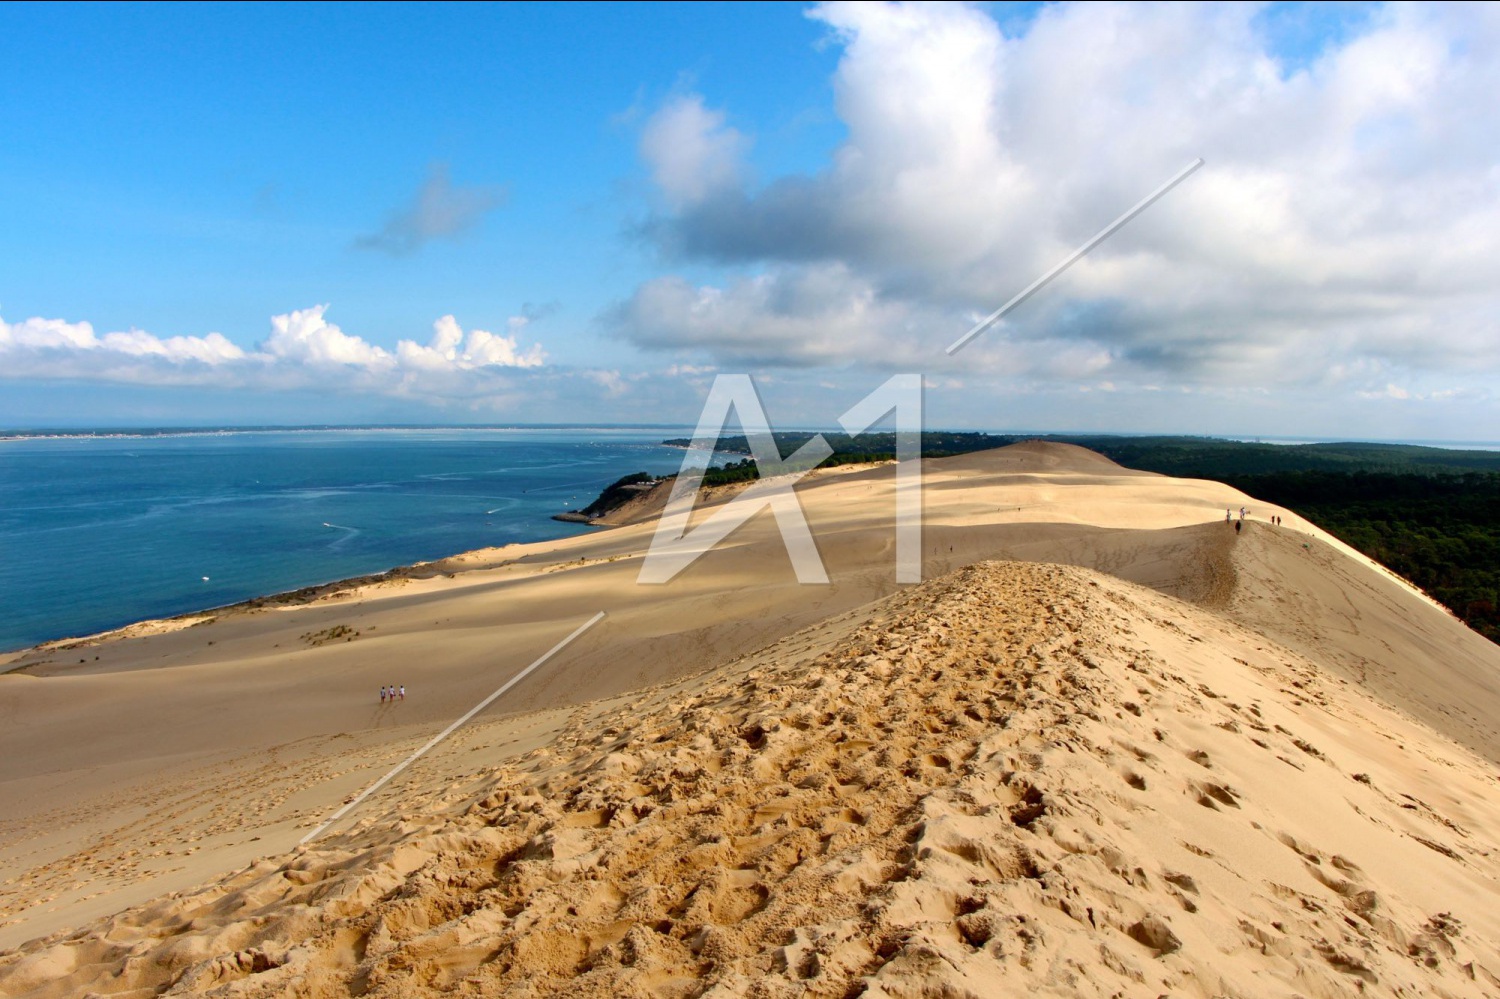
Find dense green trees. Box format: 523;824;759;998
579;472;657;518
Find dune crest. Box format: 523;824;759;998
6;561;1499;998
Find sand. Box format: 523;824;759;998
1;442;1498;996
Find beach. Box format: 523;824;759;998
3;442;1500;996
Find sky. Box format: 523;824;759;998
2;1;1498;440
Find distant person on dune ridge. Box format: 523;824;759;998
1235;520;1242;535
399;684;405;700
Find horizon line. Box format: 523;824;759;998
3;423;1500;451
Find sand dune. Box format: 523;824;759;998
5;561;1500;997
2;442;1499;993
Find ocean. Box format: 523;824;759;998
0;428;692;652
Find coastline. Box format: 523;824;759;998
0;430;700;660
10;431;1494;659
0;462;854;670
0;559;470;672
0;540;549;671
1;444;1468;670
0;512;611;663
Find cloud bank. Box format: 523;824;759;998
0;306;546;402
612;1;1500;403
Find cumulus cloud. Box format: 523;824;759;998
396;314;547;372
613;1;1500;399
0;306;546;401
608;262;1127;388
355;164;506;255
639;93;749;209
262;306;395;368
0;316;250;387
609;263;923;366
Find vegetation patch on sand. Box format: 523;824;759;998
301;625;360;647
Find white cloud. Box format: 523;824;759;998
99;328;247;365
395;314;546;372
613;1;1500;402
610;263;919;365
585;369;629;397
639;94;749;209
663;362;716;378
0;315;250;379
263;306;394;368
0;306;547;402
608;261;1132;386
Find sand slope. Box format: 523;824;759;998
2;442;1499;970
1222;520;1500;762
4;561;1499;997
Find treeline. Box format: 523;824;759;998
663;432;1015;487
1068;437;1500;477
579;472;657;518
699;452;898;486
668;431;1500;477
664;431;1016;462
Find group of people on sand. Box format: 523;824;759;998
1225;507;1286;533
379;684;405;704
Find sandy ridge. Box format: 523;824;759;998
5;560;1499;998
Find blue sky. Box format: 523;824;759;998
1;2;837;358
2;2;1497;439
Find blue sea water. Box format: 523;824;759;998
0;428;693;652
